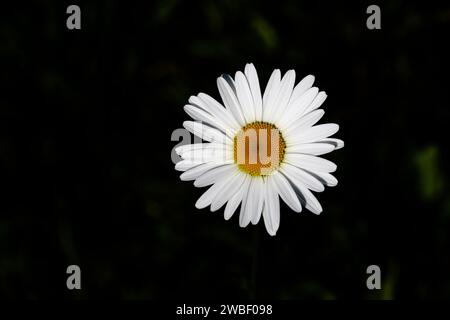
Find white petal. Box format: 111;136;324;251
175;159;201;172
176;142;230;156
262;69;281;121
318;138;345;150
195;166;241;210
211;171;246;211
289;123;339;145
205;169;241;212
222;74;236;93
224;176;250;220
175;142;203;155
284;109;325;137
309;171;338;187
239;178;253;228
272;70;296;124
279;87;319;129
285;153;337;173
272;171;302;212
177;144;232;160
263;179;280;236
217;77;246;126
302;91;327;115
244;63;263;120
183;121;229;144
286;143;335;156
180;162;223;181
196;93;240;132
180;147;232;163
184;104;230;135
235;71;255;123
250;178;264;225
188;95;210;113
194;164;235;187
195;181;224;209
293;181;323;215
280;163;324;192
289;75;315;104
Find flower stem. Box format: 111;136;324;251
250;227;259;300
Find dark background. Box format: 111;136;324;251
1;0;450;299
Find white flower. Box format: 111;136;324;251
174;63;343;236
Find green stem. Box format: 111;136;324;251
250;227;259;300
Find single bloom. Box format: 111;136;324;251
174;63;343;236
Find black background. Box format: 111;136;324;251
1;1;450;299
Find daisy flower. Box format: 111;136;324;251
174;63;343;236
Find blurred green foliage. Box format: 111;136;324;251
414;146;444;201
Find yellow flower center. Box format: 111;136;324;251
233;121;286;177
